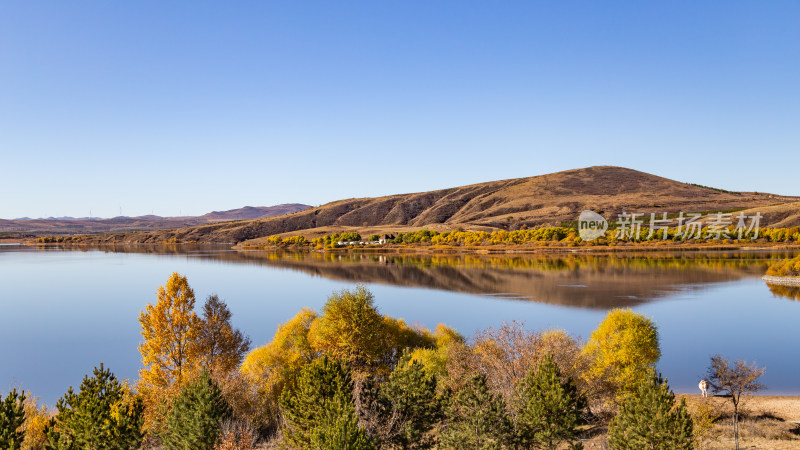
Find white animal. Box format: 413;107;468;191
699;379;710;397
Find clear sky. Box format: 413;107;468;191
1;1;798;219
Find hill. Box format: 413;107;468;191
734;201;800;228
199;204;311;222
0;204;311;235
72;166;800;244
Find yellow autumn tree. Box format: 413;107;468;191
137;272;202;432
240;288;450;429
139;272;202;389
22;392;51;450
137;273;253;434
583;308;661;402
240;308;318;428
308;285;386;371
305;286;443;376
407;323;464;378
382;316;436;366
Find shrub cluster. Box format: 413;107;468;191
262;235;308;247
34;235;83;243
766;255;800;277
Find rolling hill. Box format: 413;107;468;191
0;204;311;235
71;166;800;244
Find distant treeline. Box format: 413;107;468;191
32;225;800;247
253;225;800;249
35;235;85;243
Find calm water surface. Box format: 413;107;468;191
1;244;799;405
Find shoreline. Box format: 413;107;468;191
763;275;800;286
16;239;800;255
239;242;800;255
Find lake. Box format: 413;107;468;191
1;244;798;405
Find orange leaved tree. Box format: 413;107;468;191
139;272;202;389
138;272;202;432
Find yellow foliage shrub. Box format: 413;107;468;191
240;307;318;425
583;308;661;403
766;256;800;277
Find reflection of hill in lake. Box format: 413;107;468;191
28;245;787;309
229;252;773;308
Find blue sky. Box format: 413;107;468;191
1;1;798;219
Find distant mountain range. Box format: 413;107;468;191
0;204;311;235
67;166;800;245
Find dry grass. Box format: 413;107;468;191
261;224;455;242
577;395;800;449
214;420;260;450
740;201;800;229
675;395;800;449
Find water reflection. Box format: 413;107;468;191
766;283;800;301
31;245;793;309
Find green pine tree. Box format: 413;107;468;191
309;395;374;450
0;389;26;449
440;374;511;450
608;371;694;450
45;363;144;450
280;356;374;449
381;360;442;449
514;354;587;449
161;369;232;449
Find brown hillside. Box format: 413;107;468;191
78;166;800;244
733;201;800;228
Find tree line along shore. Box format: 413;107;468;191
231;226;800;252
